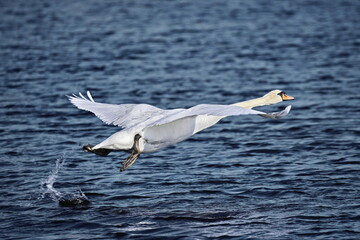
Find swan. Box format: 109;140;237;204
68;90;294;171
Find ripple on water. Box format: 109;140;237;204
1;0;360;239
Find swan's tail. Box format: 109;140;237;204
83;145;112;156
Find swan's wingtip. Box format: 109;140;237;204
67;91;95;102
278;105;292;118
86;91;95;102
258;105;292;119
283;105;292;114
79;92;87;100
66;93;79;102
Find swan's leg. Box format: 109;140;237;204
120;134;142;171
83;145;112;157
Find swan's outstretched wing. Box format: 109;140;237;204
148;104;292;127
68;91;165;128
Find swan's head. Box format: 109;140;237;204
263;90;294;104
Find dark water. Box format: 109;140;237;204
1;0;360;239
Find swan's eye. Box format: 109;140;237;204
277;91;284;96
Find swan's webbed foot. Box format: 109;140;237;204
83;145;112;157
120;134;142;172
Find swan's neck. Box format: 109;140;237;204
232;96;270;109
194;96;268;133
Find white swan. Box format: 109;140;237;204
68;90;294;171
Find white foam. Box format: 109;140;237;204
40;151;67;200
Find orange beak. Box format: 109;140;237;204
281;93;295;101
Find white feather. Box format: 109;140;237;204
86;91;95;102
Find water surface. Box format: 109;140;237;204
1;0;359;239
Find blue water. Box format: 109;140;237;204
1;0;360;239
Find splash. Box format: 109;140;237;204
40;152;67;201
40;148;90;207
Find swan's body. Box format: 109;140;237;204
68;90;294;171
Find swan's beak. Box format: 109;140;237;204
281;93;294;101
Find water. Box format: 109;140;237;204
1;0;359;239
